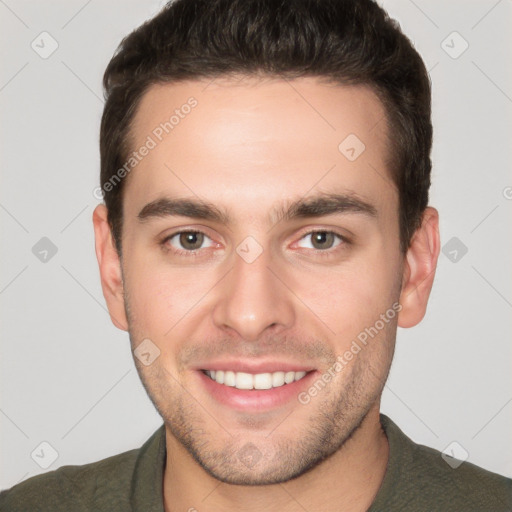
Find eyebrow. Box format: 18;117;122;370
137;192;378;226
138;197;230;224
273;193;377;223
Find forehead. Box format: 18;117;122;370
124;76;396;225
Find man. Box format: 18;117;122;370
1;0;511;510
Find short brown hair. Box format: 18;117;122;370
100;0;432;255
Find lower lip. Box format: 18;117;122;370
197;370;318;411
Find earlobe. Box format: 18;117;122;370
92;204;129;331
398;207;440;328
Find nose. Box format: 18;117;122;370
211;245;295;341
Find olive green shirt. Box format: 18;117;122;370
1;414;511;511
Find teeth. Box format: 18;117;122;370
254;373;272;390
224;370;236;387
285;371;295;384
204;370;307;390
272;372;285;387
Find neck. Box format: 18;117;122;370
163;404;388;512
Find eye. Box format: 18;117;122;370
164;231;214;253
296;230;345;251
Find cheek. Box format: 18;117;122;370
123;254;215;336
289;248;400;343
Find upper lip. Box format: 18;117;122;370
193;359;316;374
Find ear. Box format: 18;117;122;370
92;204;128;331
398;207;440;328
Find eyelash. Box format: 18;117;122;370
160;229;350;258
160;230;217;257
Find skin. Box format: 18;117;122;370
93;76;440;512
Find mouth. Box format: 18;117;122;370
197;368;317;411
201;369;309;390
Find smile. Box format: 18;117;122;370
202;369;308;390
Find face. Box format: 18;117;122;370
108;77;406;484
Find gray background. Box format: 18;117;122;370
1;0;511;491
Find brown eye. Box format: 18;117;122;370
166;231;214;252
297;231;343;251
311;232;335;249
179;232;204;250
